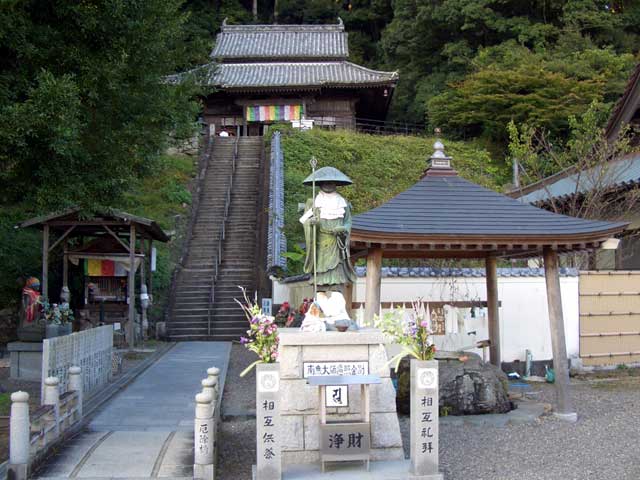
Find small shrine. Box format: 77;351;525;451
15;207;168;352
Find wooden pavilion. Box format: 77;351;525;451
20;208;170;348
349;140;628;420
176;19;398;136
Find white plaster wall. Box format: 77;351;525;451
273;275;580;363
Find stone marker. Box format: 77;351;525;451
255;363;281;480
410;360;444;480
194;392;214;480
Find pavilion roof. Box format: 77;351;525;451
350;141;627;258
211;21;348;61
20;207;170;242
176;61;397;91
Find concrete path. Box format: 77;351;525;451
34;342;231;480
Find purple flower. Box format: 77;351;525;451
240;337;249;345
420;320;429;328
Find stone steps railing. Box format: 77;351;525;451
9;366;84;479
193;366;221;480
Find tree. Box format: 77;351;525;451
508;102;640;268
0;0;201;212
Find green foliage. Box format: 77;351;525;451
381;0;639;133
427;42;636;145
0;0;201;211
0;154;195;317
279;127;501;260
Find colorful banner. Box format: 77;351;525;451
246;104;302;122
84;259;127;277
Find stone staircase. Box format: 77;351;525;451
168;136;262;340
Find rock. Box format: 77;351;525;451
396;352;512;415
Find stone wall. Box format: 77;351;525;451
278;328;404;465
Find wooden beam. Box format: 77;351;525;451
486;256;501;367
364;248;383;324
48;225;76;252
543;246;577;421
104;225;131;252
127;224;136;349
42;225;49;299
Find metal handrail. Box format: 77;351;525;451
207;135;240;336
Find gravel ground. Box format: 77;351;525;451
218;345;640;480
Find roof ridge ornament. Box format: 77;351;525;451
425;129;456;176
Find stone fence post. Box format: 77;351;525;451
8;391;30;480
43;376;60;437
194;392;214;480
69;366;83;419
207;367;220;399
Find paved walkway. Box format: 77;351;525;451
34;342;231;480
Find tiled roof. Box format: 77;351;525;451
211;22;348;60
354;266;579;278
185;61;397;89
514;153;640;204
280;267;578;283
352;172;626;237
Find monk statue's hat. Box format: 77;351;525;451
303;166;352;186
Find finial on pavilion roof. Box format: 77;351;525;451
424;128;456;176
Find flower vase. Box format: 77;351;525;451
45;324;60;339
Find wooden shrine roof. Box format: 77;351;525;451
211;20;349;61
20;207;170;242
350;141;627;259
181;61;398;91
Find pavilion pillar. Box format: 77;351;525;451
62;239;69;288
148;239;153;300
542;246;577;422
127;224;136;349
42;224;49;299
485;256;501;367
364;248;382;324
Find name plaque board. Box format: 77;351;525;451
320;422;370;459
303;362;368;378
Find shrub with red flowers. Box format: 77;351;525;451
235;287;280;377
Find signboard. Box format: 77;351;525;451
303;362;368;378
261;298;273;317
151;247;157;272
321;422;370;459
325;385;348;408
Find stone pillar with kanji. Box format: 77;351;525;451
410;359;444;480
254;363;281;480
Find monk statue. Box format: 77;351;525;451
299;166;358;332
17;276;45;341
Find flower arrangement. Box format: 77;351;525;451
40;300;74;325
235;287;279;377
374;300;436;370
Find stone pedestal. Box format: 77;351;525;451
277;328;403;466
8;342;43;381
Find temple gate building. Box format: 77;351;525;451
192;19;398;136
